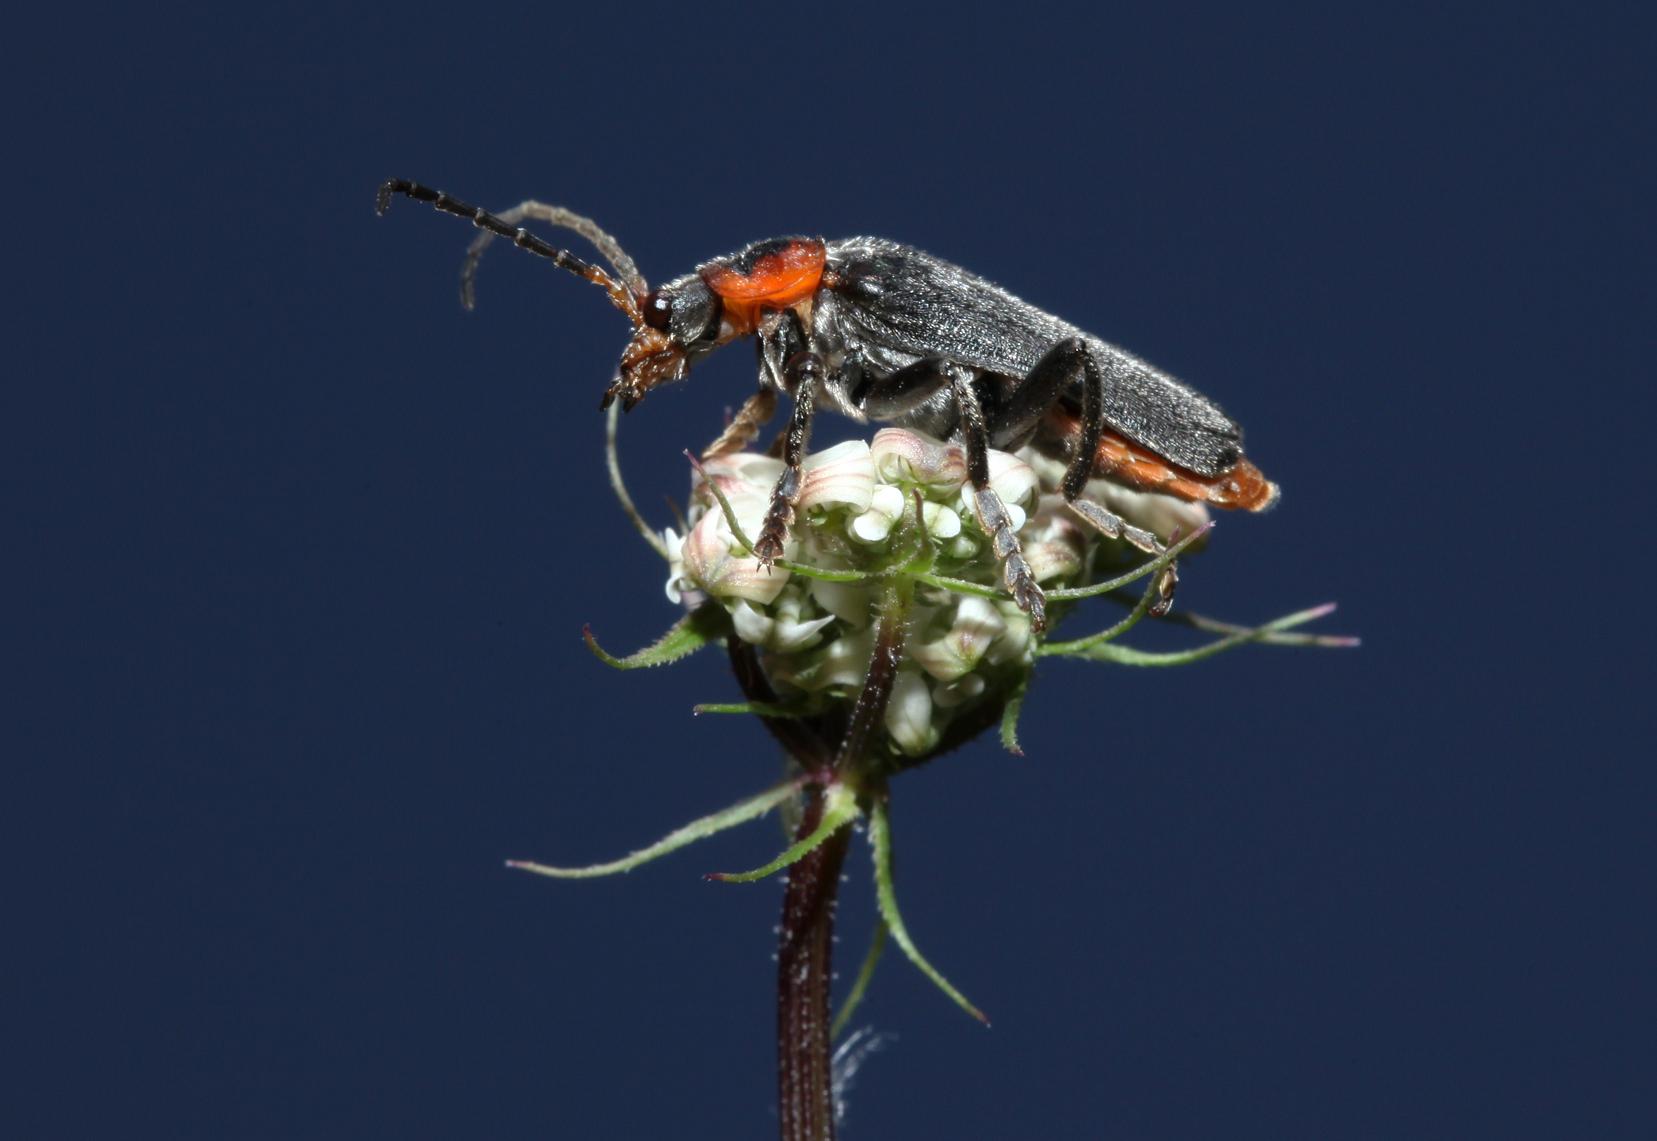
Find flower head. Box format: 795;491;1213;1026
670;428;1123;759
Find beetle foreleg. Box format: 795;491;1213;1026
949;367;1047;632
753;351;823;565
702;386;779;459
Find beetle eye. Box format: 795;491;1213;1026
642;291;673;331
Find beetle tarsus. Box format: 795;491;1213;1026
970;487;1047;632
1151;561;1178;617
751;344;821;566
755;463;801;566
1066;498;1179;615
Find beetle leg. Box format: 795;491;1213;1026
851;358;952;419
992;337;1179;615
753;350;823;565
1060;342;1179;614
702;386;779;459
985;336;1089;451
948;366;1047;632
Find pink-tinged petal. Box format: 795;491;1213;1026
1023;536;1084;583
681;506;791;604
701;452;784;489
870;428;968;491
798;440;876;513
1019;503;1089;583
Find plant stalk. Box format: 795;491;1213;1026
776;797;853;1141
768;578;910;1141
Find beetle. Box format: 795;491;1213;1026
375;179;1277;630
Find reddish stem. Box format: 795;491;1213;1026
776;795;853;1141
777;582;908;1140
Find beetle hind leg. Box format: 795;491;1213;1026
1064;498;1179;616
992;337;1181;615
946;366;1047;632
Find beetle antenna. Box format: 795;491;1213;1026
376;179;645;326
456;200;646;310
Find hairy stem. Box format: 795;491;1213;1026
776;796;853;1141
773;579;909;1141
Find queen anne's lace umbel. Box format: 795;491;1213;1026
667;428;1209;758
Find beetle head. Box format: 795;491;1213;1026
602;274;733;411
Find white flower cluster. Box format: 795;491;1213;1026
663;428;1206;758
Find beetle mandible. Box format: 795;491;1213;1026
375;179;1278;630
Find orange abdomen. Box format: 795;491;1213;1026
1045;408;1278;511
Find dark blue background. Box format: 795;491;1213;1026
9;4;1654;1138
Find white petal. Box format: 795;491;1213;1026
808;578;877;626
849;484;907;543
850;510;895;543
771;612;836;652
921;502;961;539
910;596;1007;681
985;450;1040;509
933;673;986;709
1023;536;1083;583
729;599;775;644
703;452;783;488
767;630;874;693
958;487;1025;536
769;594;836;652
884;667;937;756
985;605;1036;665
1091;483;1211;544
